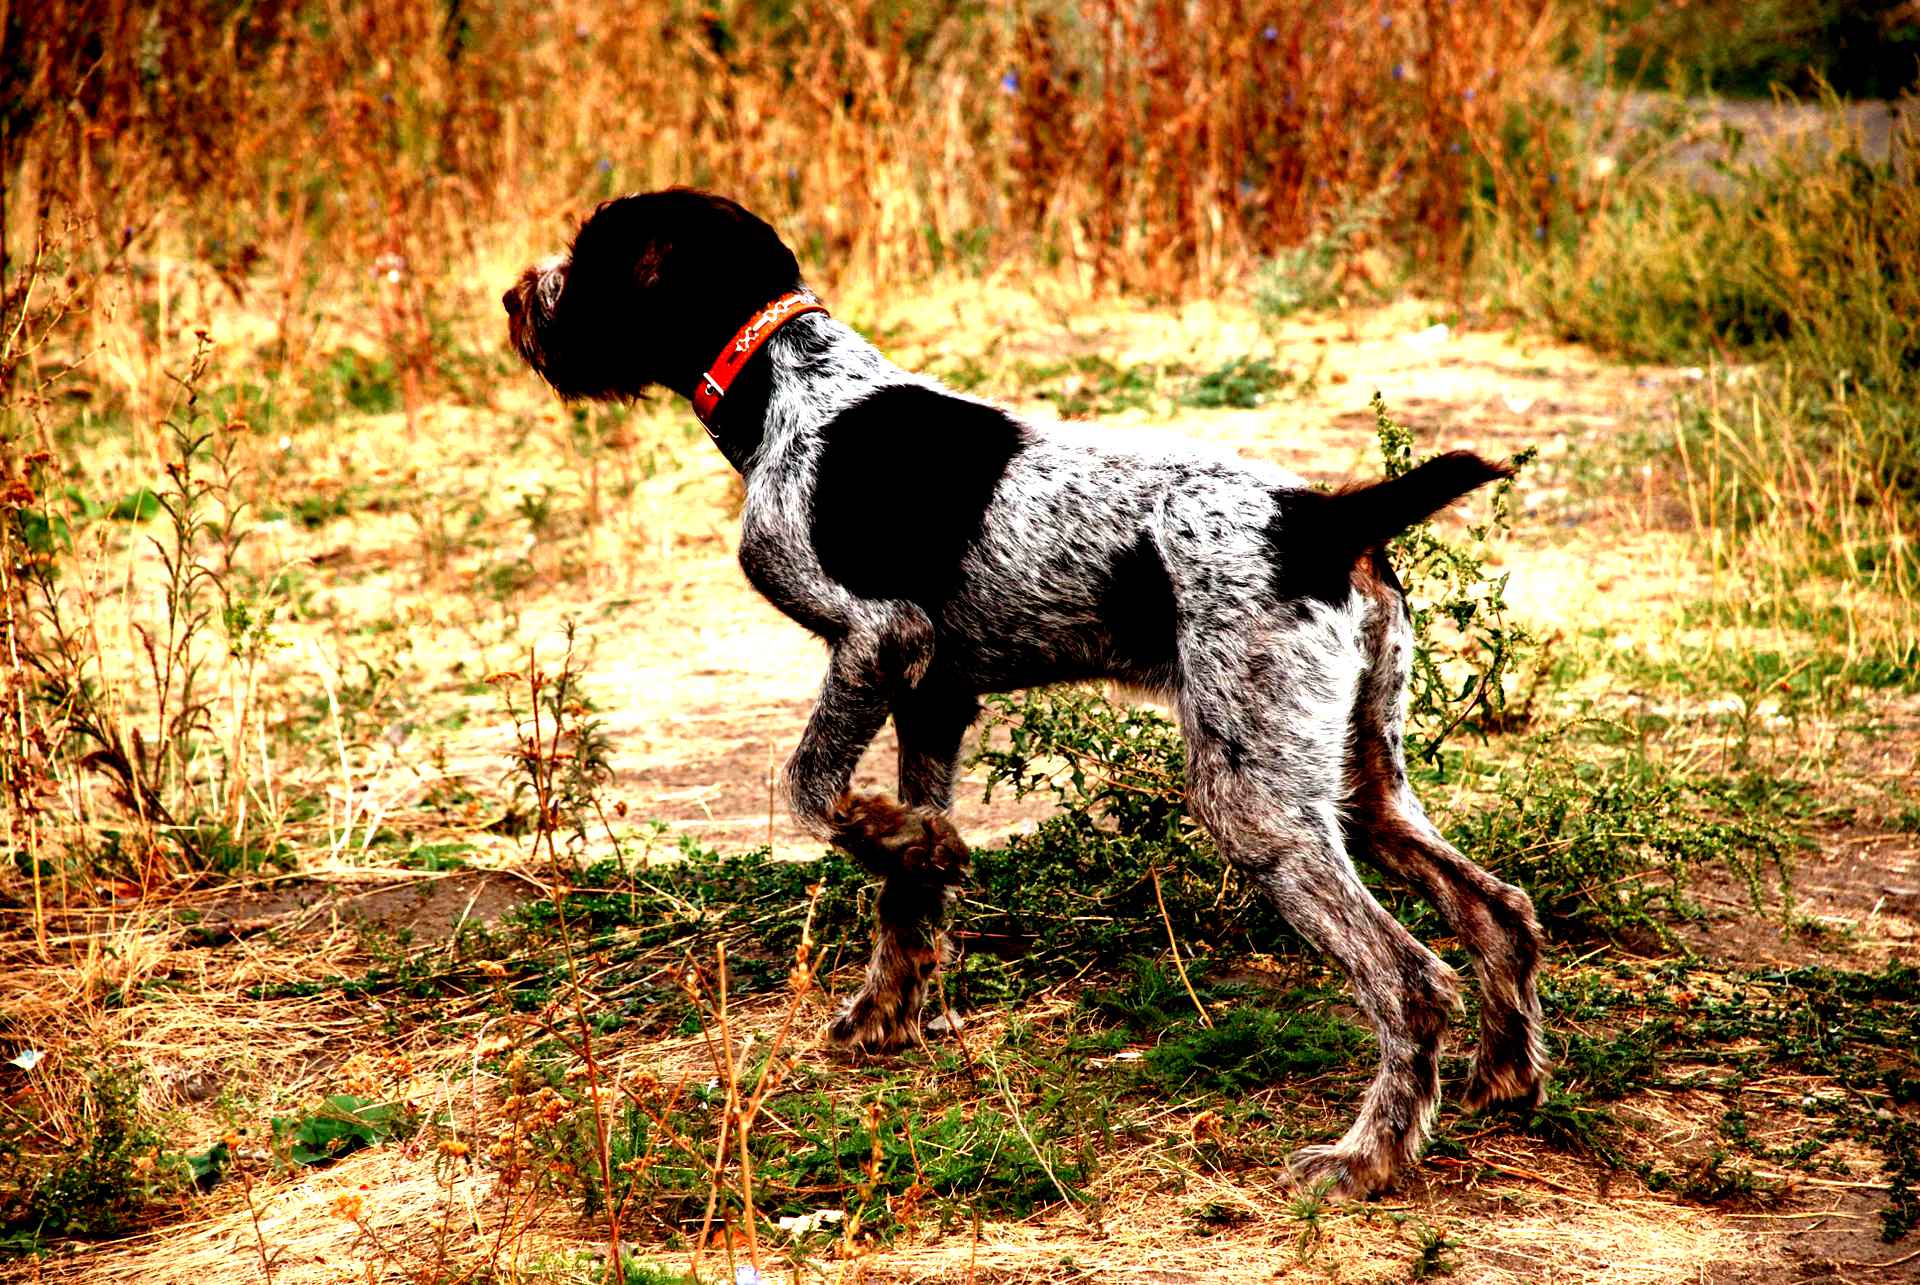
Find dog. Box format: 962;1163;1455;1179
503;188;1547;1198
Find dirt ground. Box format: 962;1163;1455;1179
4;285;1917;1284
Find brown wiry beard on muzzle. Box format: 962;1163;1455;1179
504;264;565;388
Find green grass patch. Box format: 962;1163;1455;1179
1137;1002;1365;1098
1530;962;1920;1237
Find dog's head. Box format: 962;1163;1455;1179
503;189;803;401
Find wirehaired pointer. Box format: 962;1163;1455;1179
503;189;1547;1198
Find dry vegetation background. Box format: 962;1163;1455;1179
2;1;1919;1282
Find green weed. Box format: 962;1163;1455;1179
1138;1002;1365;1098
1016;356;1163;419
1444;739;1795;940
0;1065;189;1248
1177;356;1294;409
1410;1220;1458;1278
271;1094;418;1168
520;1255;699;1285
305;349;402;420
503;1058;1082;1238
1373;393;1538;760
1529;962;1920;1237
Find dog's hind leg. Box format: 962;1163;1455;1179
1179;603;1458;1200
1343;568;1547;1112
828;684;979;1051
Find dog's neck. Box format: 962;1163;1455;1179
701;347;780;473
694;292;824;473
707;314;907;476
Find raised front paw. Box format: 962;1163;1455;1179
830;792;970;883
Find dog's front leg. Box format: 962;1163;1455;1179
740;520;969;1049
784;620;969;1051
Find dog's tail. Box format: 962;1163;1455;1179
1321;451;1512;557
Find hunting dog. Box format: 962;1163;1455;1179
503;188;1547;1198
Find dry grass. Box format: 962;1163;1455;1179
3;0;1568;422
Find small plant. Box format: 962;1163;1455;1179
493;621;620;861
1017;356;1164;420
0;1065;189;1245
1177;355;1294;409
271;1094;417;1168
1285;1177;1332;1256
1372;392;1537;759
1410;1220;1458;1278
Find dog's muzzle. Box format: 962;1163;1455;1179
503;255;566;374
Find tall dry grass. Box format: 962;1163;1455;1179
1479;92;1920;661
3;0;1561;411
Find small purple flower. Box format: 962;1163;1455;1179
1237;179;1256;199
1532;223;1547;241
596;157;612;174
999;70;1019;94
1546;172;1558;187
1379;13;1392;27
1392;62;1406;81
1462;87;1476;102
1448;141;1462;154
1261;24;1278;41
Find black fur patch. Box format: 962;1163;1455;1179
1265;454;1510;606
704;346;777;471
1099;533;1180;678
810;386;1024;608
1263;492;1364;606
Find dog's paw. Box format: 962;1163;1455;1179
1287;1142;1393;1202
830;792;969;883
825;992;920;1053
1461;1055;1548;1115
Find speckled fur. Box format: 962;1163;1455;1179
506;190;1547;1200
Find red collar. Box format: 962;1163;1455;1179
690;288;829;427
